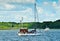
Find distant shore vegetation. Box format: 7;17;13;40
0;19;60;30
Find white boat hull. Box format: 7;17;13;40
44;28;50;31
18;33;40;36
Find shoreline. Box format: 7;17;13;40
1;29;60;30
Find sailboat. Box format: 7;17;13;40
44;26;50;31
18;19;40;36
18;28;39;36
18;0;40;36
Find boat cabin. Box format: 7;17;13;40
20;28;36;34
20;29;28;34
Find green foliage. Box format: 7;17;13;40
0;19;60;30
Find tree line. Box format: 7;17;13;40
0;19;60;30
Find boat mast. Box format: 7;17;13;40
34;0;39;30
34;0;39;22
34;0;37;22
20;17;23;28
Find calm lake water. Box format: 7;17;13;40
0;29;60;41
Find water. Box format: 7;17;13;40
0;29;60;41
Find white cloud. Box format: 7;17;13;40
8;8;33;22
21;8;33;14
11;0;35;3
52;1;60;13
37;7;43;14
0;0;35;4
0;0;34;11
45;13;55;17
14;14;28;20
52;1;57;7
4;4;15;10
23;8;32;12
43;19;55;22
0;16;4;18
55;6;60;9
50;14;55;17
14;14;33;22
54;6;60;13
43;2;48;5
0;3;16;10
14;15;21;20
58;0;60;5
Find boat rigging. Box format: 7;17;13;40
18;0;39;36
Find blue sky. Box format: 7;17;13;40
0;0;60;22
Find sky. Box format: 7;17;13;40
0;0;60;22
